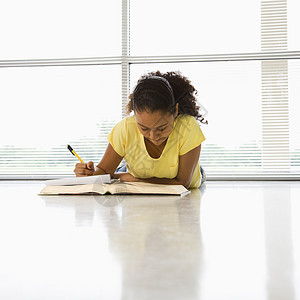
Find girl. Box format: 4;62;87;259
74;71;207;188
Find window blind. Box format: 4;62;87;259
260;0;291;177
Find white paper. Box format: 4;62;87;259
45;174;111;186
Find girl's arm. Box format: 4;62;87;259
74;143;123;177
118;145;201;189
94;143;123;177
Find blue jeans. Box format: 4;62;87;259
116;164;127;173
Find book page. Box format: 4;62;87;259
108;182;189;195
45;174;111;186
40;184;107;195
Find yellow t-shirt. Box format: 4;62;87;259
107;114;206;188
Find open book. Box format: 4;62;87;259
40;175;190;197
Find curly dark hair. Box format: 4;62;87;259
126;70;208;124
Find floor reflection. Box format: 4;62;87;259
99;190;203;300
41;189;204;299
5;181;300;299
264;186;295;300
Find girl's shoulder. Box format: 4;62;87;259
174;114;199;130
174;114;205;154
173;114;204;142
124;115;136;124
122;115;138;133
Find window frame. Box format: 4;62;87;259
1;0;300;180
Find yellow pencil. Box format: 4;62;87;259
67;145;84;163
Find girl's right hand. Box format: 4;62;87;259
74;161;95;177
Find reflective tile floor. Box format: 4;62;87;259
0;181;299;300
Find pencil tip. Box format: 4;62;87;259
67;144;74;154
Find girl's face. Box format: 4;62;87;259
135;104;178;146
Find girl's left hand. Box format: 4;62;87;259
116;172;140;182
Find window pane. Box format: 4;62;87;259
0;65;121;175
130;60;300;176
130;0;261;56
0;0;121;59
289;59;300;172
288;0;300;50
130;62;262;175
